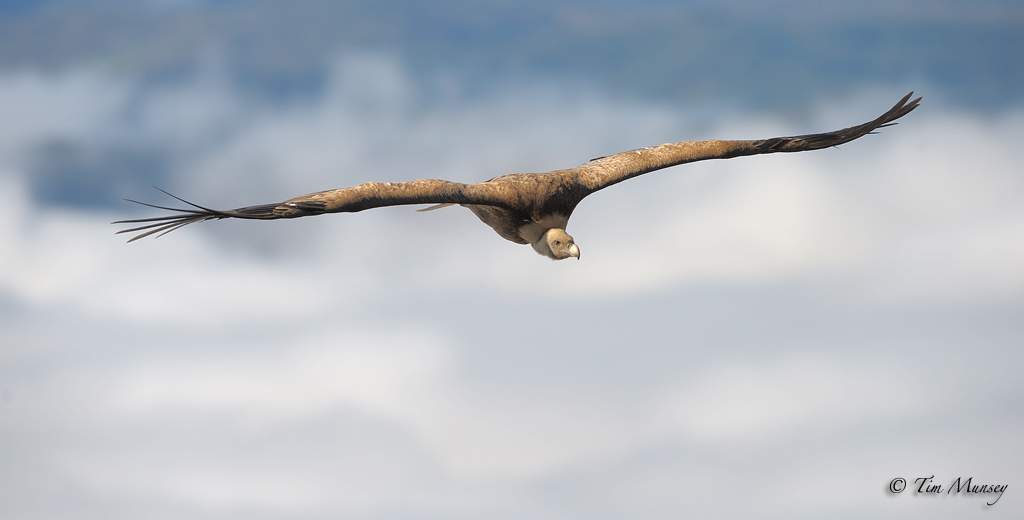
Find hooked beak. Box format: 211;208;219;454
568;243;580;260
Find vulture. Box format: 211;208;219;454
115;92;920;260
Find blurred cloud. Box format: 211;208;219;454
0;68;133;157
650;358;924;446
1;50;1022;519
5;58;1022;309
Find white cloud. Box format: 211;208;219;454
96;330;635;481
1;57;1022;519
6;61;1022;306
107;332;448;424
0;69;133;161
649;357;924;446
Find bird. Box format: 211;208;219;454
114;92;920;260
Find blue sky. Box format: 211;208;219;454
1;2;1022;519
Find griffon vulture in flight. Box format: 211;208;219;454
115;92;920;260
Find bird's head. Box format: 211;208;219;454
534;228;580;260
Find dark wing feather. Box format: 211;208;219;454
574;92;921;194
114;179;513;242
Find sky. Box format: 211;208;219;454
1;1;1022;519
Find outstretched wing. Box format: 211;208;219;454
573;92;921;194
114;179;509;242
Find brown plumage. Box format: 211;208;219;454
114;92;921;260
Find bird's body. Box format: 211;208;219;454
116;93;921;260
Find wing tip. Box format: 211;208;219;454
113;187;223;242
890;91;922;121
113;188;325;242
